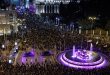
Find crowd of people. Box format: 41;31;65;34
0;13;110;75
1;60;110;75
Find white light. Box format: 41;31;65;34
88;17;97;20
14;50;17;52
24;40;26;42
9;60;12;64
2;44;5;48
8;30;11;33
87;40;92;42
15;42;17;45
96;41;98;45
0;33;3;36
16;47;18;50
26;0;29;8
24;26;27;28
15;45;18;50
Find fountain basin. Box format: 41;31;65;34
58;50;109;69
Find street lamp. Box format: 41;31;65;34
3;28;6;41
58;18;60;25
55;17;57;25
2;44;5;48
88;16;97;37
2;44;5;50
55;17;60;25
79;26;82;34
15;42;17;46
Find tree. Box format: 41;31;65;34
105;20;110;30
77;19;93;29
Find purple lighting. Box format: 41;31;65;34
72;45;76;58
58;50;109;69
59;53;106;69
90;43;93;51
22;57;26;63
29;4;36;13
75;50;93;61
21;49;35;64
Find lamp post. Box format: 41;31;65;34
58;18;60;25
55;17;57;25
79;26;82;34
2;44;5;50
3;28;6;41
88;17;96;38
106;31;108;37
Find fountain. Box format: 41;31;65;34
79;26;82;34
92;30;94;35
86;30;88;35
100;30;102;36
57;44;109;69
72;44;94;61
106;31;108;37
22;49;35;64
90;43;93;51
72;45;76;58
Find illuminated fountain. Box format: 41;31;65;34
90;43;93;51
22;49;35;64
72;45;76;58
58;43;109;69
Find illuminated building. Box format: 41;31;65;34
33;0;80;14
10;0;20;6
9;0;80;14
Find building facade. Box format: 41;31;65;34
9;0;80;14
34;0;77;14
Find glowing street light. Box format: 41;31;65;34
15;42;17;46
88;16;97;37
24;26;27;29
2;44;4;48
88;17;96;20
79;26;82;34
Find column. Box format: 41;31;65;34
51;5;53;13
45;5;47;13
40;5;42;13
47;5;49;13
25;0;29;8
44;5;46;13
36;5;38;14
93;30;94;35
49;5;50;13
79;26;82;34
99;30;102;36
57;5;59;13
55;5;57;13
56;5;58;13
54;5;56;13
41;5;44;13
106;31;108;37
